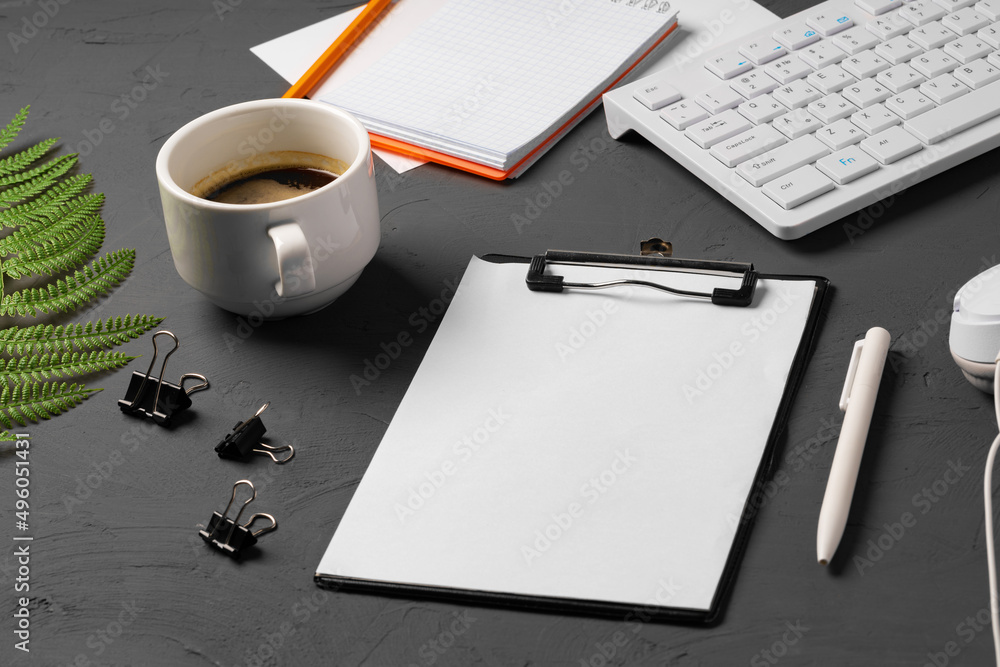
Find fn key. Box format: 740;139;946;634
762;165;836;209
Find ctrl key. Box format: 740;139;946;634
762;165;836;209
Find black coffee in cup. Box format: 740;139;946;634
190;150;347;205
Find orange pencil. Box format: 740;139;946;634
283;0;393;99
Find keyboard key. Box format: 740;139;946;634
809;93;859;122
941;6;992;33
730;70;779;98
903;78;1000;141
980;22;1000;46
737;134;831;186
867;13;913;39
833;26;883;53
774;108;824;138
933;0;978;10
808;65;858;92
739;39;789;65
943;33;993;60
774;23;822;50
660;100;709;130
843;77;894;105
685;109;754;148
852;102;904;131
697;84;746;113
764;55;814;83
709;124;787;167
800;41;849;68
909;20;961;47
841;49;892;77
773;79;824;108
990;50;1000;66
817;117;868;149
920;72;972;100
762;165;836;209
808;12;856;36
860;125;925;161
877;63;927;91
705;51;754;79
885;87;937;117
875;35;925;63
634;79;682;110
738;94;788;124
977;0;1000;20
952;57;1000;86
856;0;903;14
911;48;960;76
900;0;949;24
816;145;881;182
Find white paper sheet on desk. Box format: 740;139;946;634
317;257;815;612
251;0;777;175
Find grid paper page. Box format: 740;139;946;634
319;0;675;168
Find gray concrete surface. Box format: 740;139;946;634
2;0;1000;665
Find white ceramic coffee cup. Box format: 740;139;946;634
156;99;380;318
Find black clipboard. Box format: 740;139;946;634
316;251;829;625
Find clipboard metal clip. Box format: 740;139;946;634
525;249;758;307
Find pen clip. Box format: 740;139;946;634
839;340;866;412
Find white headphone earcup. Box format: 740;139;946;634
952;350;996;393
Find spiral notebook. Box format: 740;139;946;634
316;254;828;623
317;0;679;179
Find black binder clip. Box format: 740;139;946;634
199;480;277;558
214;403;294;464
118;330;209;426
525;248;758;307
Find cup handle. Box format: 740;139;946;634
267;223;316;298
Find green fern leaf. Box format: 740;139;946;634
0;153;77;190
0;108;163;434
0;154;77;207
0;174;92;229
0;315;164;355
2;211;105;279
0;381;98;427
0;192;104;256
0;107;29;152
0;138;57;178
0;248;135;317
0;351;136;384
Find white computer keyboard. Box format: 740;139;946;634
603;0;1000;239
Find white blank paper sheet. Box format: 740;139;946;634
317;257;818;613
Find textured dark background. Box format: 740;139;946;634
2;0;1000;665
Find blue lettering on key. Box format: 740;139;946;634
837;16;850;22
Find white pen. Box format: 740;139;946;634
817;326;891;566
